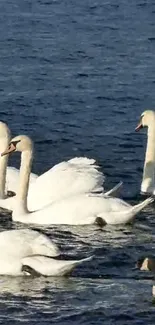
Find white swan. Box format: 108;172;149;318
135;110;155;194
1;135;153;225
0;228;59;275
0;122;122;211
0;229;92;276
0;122;37;197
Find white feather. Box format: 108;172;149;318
27;157;105;211
0;229;60;276
0;122;119;212
2;135;151;226
22;255;93;276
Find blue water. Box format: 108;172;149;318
0;0;155;324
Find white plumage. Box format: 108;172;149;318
0;122;121;212
6;166;38;194
0;229;92;276
27;157;105;211
0;229;59;276
136;110;155;195
1;135;153;226
22;255;93;276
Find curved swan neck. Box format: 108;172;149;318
14;149;33;216
141;117;155;193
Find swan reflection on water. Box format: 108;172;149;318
0;276;75;296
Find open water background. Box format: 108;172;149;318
0;0;155;324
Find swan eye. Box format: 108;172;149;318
11;140;21;148
139;115;144;126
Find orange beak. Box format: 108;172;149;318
135;122;143;132
1;143;16;156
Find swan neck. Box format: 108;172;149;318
14;150;33;216
141;120;155;193
0;155;8;199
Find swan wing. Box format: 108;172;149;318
0;229;60;275
6;166;38;193
0;229;59;261
27;157;105;211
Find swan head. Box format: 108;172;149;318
1;135;33;156
135;110;155;131
136;257;155;271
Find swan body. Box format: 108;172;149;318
12;194;153;225
0;121;122;212
1;135;153;225
136;110;155;194
0;229;59;275
0;229;92;276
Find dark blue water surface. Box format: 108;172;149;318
0;0;155;324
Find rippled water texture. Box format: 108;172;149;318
0;0;155;324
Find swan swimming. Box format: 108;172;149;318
136;110;155;195
0;229;92;276
1;135;153;225
0;122;122;211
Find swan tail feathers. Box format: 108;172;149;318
57;255;94;276
22;255;93;277
96;197;154;225
117;197;154;223
104;181;123;197
130;197;154;216
72;255;93;265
